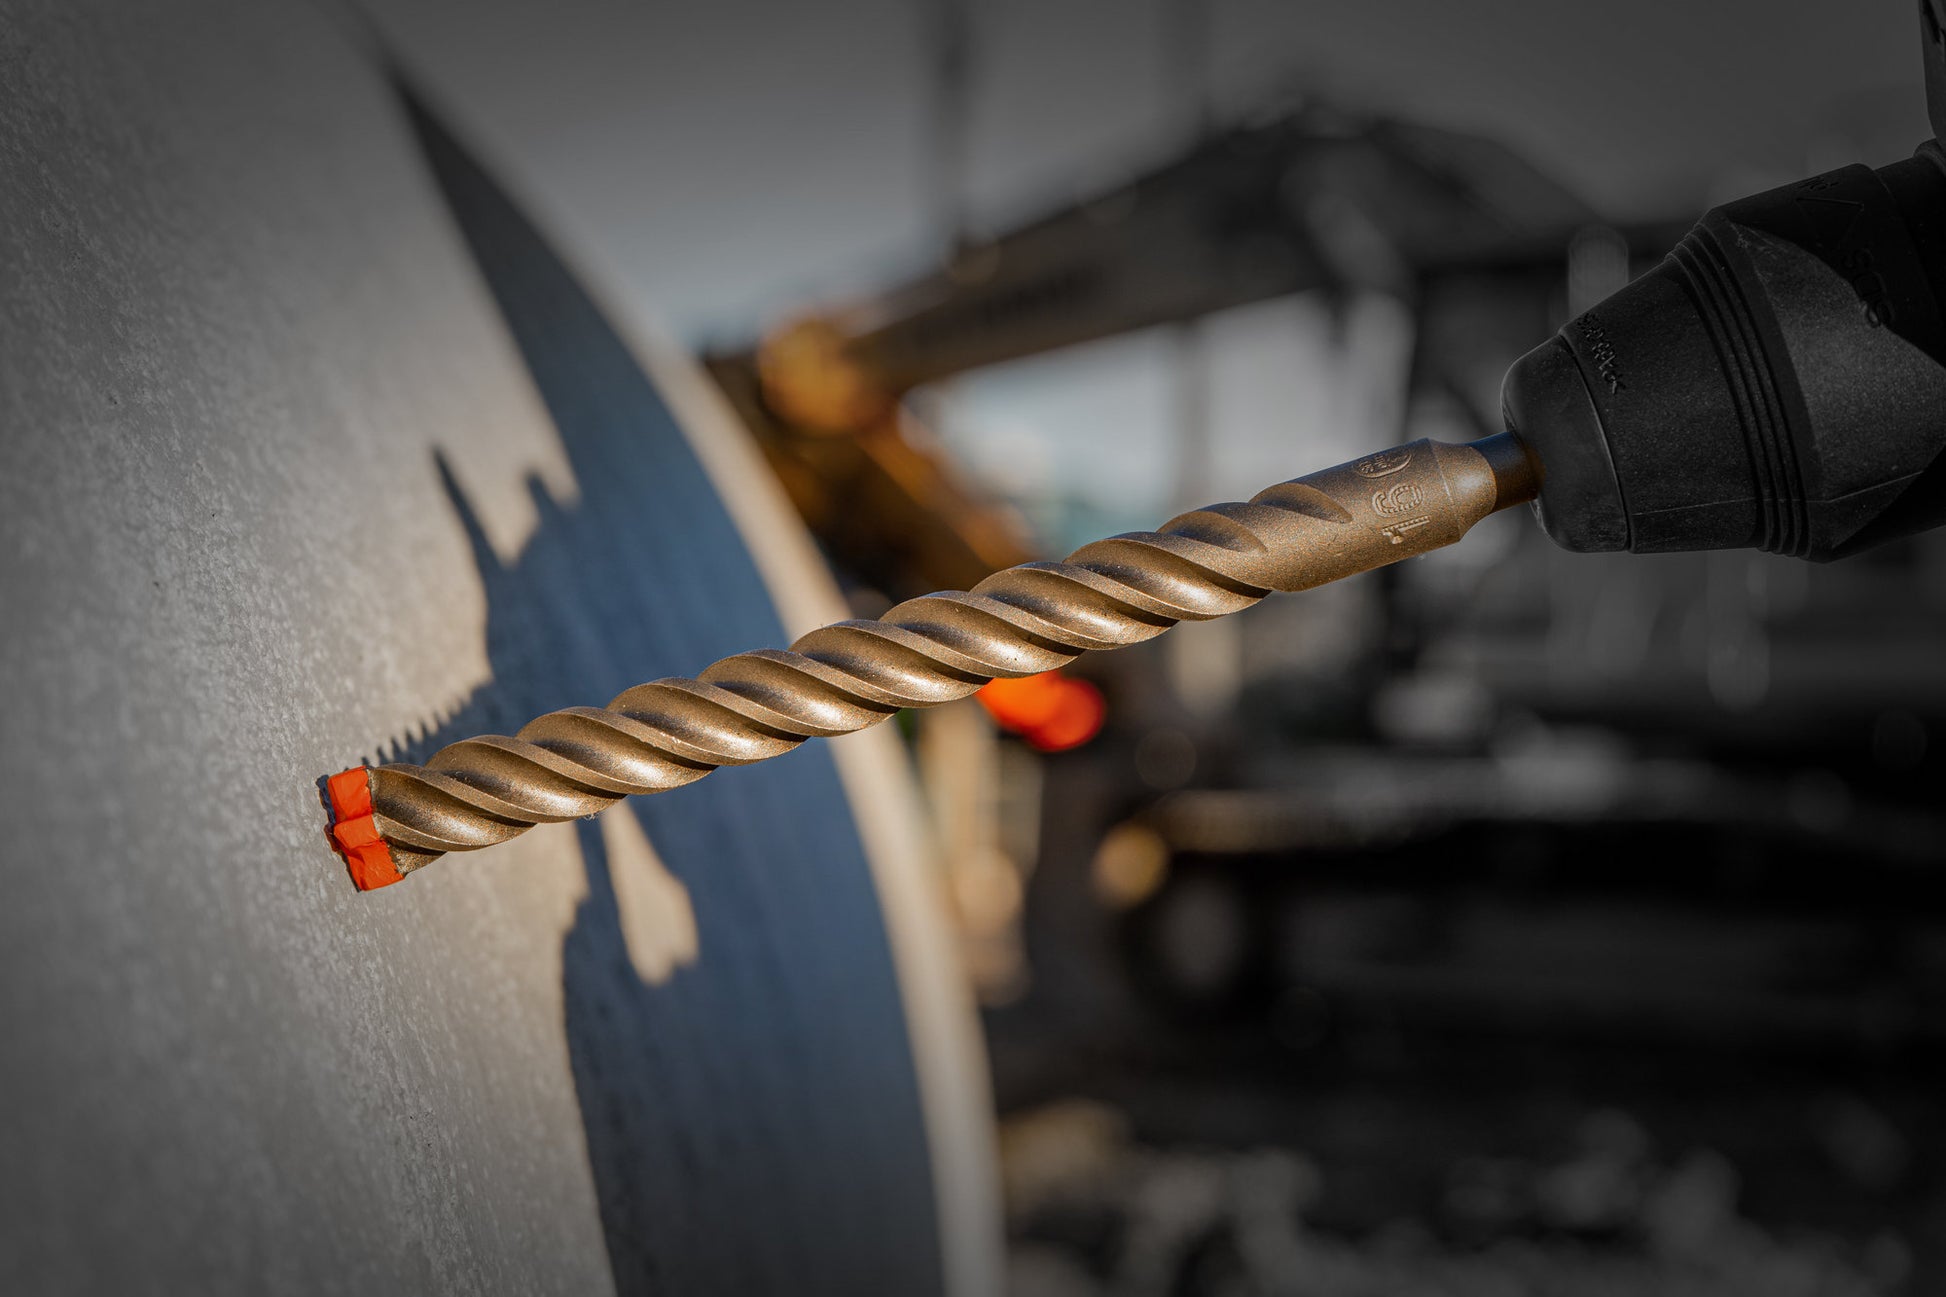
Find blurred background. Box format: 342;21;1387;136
30;0;1930;1291
364;1;1946;1292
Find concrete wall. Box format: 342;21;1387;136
0;3;991;1291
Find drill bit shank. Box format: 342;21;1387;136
331;433;1538;886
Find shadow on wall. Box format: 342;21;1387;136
371;81;945;1296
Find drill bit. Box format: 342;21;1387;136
327;433;1538;888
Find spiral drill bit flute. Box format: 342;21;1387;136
324;433;1540;889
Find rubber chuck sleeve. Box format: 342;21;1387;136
1503;142;1946;561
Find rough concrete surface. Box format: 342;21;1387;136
0;2;947;1291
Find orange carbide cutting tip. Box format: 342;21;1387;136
326;767;404;891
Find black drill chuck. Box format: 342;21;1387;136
1504;142;1946;561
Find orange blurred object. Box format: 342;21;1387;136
755;317;893;434
976;671;1106;753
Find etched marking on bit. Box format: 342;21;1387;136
1354;449;1413;478
1380;516;1434;545
1371;482;1426;517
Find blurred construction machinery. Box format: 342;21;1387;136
705;101;1681;600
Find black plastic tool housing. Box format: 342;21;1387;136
1504;6;1946;561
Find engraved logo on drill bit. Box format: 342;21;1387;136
1354;449;1412;478
1371;481;1425;517
1380;516;1434;545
